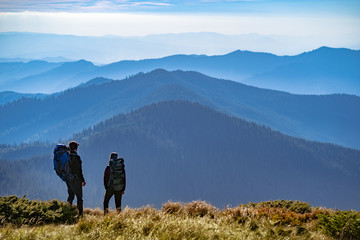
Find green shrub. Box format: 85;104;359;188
0;195;77;225
77;217;95;233
318;210;360;239
248;200;311;214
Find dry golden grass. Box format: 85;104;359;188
0;201;337;240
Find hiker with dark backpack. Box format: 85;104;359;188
53;141;86;217
103;152;126;214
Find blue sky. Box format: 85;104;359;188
0;0;359;16
1;0;359;35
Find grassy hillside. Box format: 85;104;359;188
1;196;359;240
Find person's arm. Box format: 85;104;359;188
123;167;126;194
77;156;85;183
104;166;110;188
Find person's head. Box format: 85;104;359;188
69;141;79;151
110;152;118;160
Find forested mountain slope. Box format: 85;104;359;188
1;101;359;210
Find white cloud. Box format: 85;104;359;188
0;1;359;59
0;0;174;12
0;11;359;38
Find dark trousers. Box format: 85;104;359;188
103;187;122;213
66;180;83;216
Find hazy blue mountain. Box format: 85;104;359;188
2;60;98;93
0;32;302;64
40;56;73;62
1;101;359;210
0;91;47;105
2;32;359;64
0;142;52;161
1;69;359;149
0;57;33;62
0;56;72;63
244;47;360;94
2;45;359;95
77;77;113;88
0;50;288;93
92;46;360;95
0;61;62;87
92;50;289;83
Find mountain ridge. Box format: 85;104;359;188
1;69;359;149
1;46;359;95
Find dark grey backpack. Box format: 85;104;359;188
107;158;125;191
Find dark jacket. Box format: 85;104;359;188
69;151;85;182
104;164;126;191
104;166;110;187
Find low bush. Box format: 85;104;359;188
318;210;360;240
162;200;218;217
247;200;311;214
0;195;77;225
183;200;218;217
162;201;182;214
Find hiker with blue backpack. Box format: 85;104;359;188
54;141;86;217
103;152;126;214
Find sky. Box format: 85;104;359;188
0;0;359;36
0;0;359;58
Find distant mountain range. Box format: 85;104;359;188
1;101;359;210
0;91;47;106
0;46;359;95
243;47;360;95
1;69;359;150
0;60;62;91
0;56;73;63
5;31;359;64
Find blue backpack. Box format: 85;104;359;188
53;144;75;182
